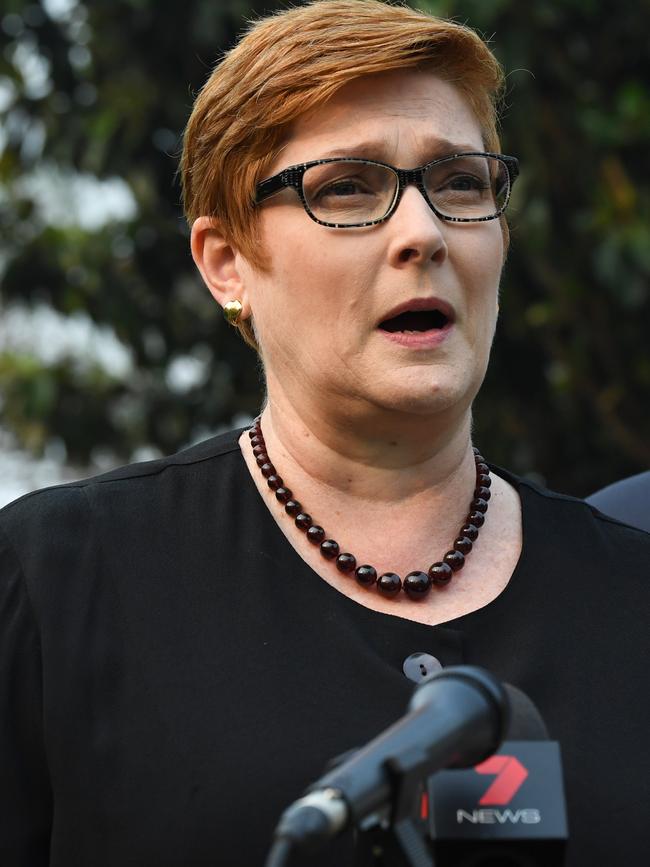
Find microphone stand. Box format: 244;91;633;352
353;754;434;867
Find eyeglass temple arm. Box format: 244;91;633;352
255;174;287;204
503;155;519;183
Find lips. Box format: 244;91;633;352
378;298;456;334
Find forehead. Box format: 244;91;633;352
276;69;484;168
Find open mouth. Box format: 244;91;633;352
379;308;451;333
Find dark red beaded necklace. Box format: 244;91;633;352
248;417;491;601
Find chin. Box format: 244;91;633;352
371;381;465;418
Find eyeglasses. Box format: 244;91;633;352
255;152;519;228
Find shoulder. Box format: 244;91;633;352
0;427;247;601
1;427;244;519
493;464;650;573
585;471;650;532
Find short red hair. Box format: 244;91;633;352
180;0;507;348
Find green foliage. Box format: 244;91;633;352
1;0;649;493
1;0;273;464
0;349;123;454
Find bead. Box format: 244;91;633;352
471;497;488;513
472;446;480;455
355;565;377;587
468;511;485;527
285;500;302;517
460;523;479;541
336;553;356;573
250;435;265;449
377;572;402;597
267;474;283;491
307;525;325;543
475;486;491;500
428;562;453;586
252;445;266;458
248;428;258;439
320;540;340;560
477;473;491;487
256;453;270;467
260;463;275;478
454;536;473;554
444;550;465;572
295;513;313;530
476;462;489;475
275;487;292;503
474;453;485;465
404;571;431;600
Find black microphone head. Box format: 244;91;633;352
409;666;508;720
408;666;511;768
503;684;549;740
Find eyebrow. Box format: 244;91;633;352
317;138;482;161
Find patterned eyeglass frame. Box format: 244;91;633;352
254;152;520;229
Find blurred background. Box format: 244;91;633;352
1;0;649;507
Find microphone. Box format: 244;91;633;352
424;684;568;866
270;666;510;854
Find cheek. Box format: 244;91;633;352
242;244;360;368
454;230;502;354
259;218;376;327
463;227;503;299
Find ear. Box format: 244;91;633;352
190;217;252;319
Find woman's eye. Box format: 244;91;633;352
317;179;371;198
441;174;488;192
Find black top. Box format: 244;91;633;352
586;470;650;532
1;427;649;867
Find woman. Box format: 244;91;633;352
1;2;648;865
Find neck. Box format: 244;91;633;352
240;380;521;608
243;382;489;584
258;379;476;510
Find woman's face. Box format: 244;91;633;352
237;69;504;426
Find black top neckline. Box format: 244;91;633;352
4;422;635;641
226;426;531;634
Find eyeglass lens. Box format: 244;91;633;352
302;155;509;224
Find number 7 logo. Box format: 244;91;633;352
474;755;529;805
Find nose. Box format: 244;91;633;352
385;185;448;268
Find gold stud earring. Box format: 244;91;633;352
223;299;243;325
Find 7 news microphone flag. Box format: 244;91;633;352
421;681;567;865
265;666;568;867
